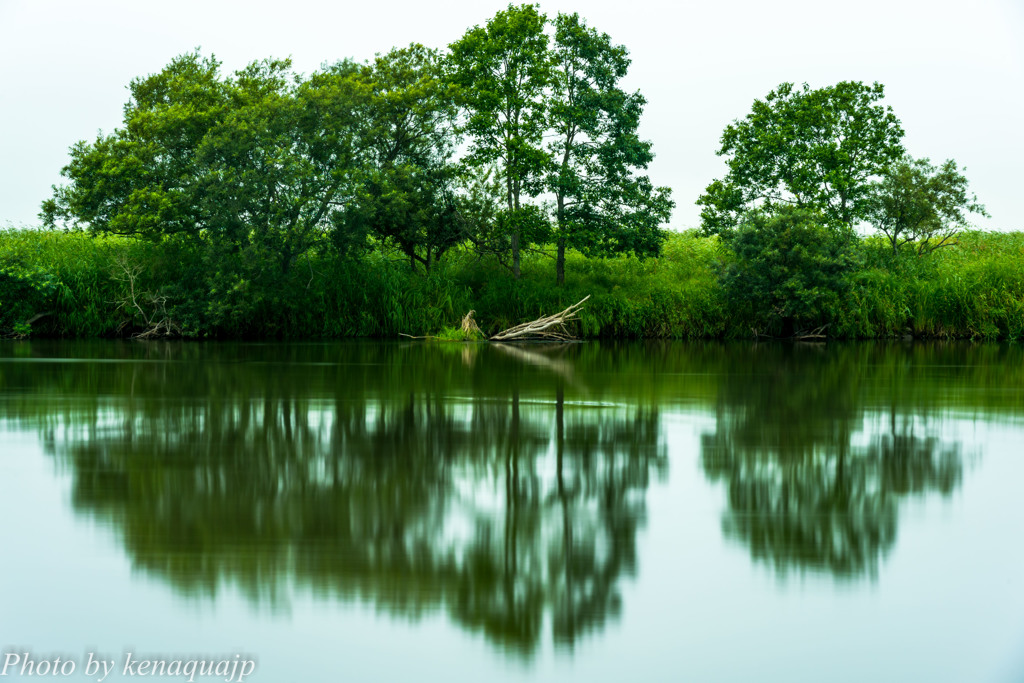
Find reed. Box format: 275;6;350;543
2;228;1021;340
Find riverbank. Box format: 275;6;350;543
2;228;1022;340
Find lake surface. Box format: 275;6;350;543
1;340;1022;682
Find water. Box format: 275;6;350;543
1;340;1022;682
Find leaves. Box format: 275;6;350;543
698;81;905;234
720;208;861;335
44;52;363;275
547;12;673;280
867;155;989;256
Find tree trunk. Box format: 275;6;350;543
556;236;566;286
512;231;521;279
509;173;521;280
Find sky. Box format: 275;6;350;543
1;0;1022;231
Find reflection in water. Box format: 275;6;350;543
1;341;1017;651
3;341;666;655
701;344;967;578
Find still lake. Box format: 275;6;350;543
1;340;1022;682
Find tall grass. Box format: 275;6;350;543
2;227;1022;340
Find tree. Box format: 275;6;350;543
341;165;463;272
332;45;464;271
547;12;673;285
867;156;988;256
698;81;905;235
42;52;365;277
448;3;552;279
41;52;229;240
719;207;861;337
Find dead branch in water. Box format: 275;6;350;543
489;295;589;342
793;324;829;341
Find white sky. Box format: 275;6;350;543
1;0;1021;230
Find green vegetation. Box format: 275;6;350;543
866;155;989;256
4;7;1014;341
2;226;1022;340
698;81;905;234
718;208;861;338
696;79;996;337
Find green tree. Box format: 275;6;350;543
342;165;462;272
41;53;228;240
448;3;552;279
698;81;905;234
720;208;861;337
42;52;364;276
867;155;988;256
333;45;464;271
547;12;673;285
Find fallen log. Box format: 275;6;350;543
489;295;589;342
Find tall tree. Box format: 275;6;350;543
547;12;673;285
697;81;905;235
448;3;552;279
334;45;463;271
866;155;988;256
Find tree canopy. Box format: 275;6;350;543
42;52;369;276
866;155;988;256
697;81;905;235
45;7;673;289
330;45;463;271
447;3;552;279
546;12;673;284
448;4;672;281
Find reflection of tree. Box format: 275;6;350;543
702;344;964;578
7;342;665;655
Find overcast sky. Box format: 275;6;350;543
1;0;1021;230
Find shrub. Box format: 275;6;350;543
719;209;861;337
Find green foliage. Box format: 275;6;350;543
43;52;365;276
342;165;463;272
448;3;552;278
719;209;861;336
0;229;134;337
698;81;905;234
21;38;1022;343
547;12;673;284
434;325;485;342
866;155;988;256
335;44;464;270
3;228;1023;341
0;262;63;337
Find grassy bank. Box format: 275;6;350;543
2;228;1022;340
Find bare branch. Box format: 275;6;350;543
489;295;589;341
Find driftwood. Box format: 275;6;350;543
792;324;829;341
399;296;589;342
489;296;589;342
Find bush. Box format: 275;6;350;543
719;209;861;337
0;262;63;336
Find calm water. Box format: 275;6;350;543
1;340;1022;682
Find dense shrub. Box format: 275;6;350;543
718;209;861;337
